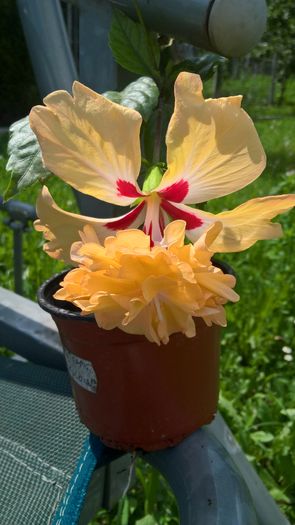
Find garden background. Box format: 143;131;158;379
0;1;294;524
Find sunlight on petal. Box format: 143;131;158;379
157;72;266;204
162;220;186;247
54;221;238;344
194;222;223;265
30;81;142;205
160;200;216;242
34;186;145;263
210;194;295;252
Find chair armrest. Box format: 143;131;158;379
145;414;289;525
0;286;66;370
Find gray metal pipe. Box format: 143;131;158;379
16;0;118;218
109;0;212;50
107;0;267;57
16;0;78;97
109;0;267;57
79;0;118;92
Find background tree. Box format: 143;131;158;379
254;0;295;104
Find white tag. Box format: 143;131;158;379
64;348;97;393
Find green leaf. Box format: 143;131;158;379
141;102;172;163
219;391;243;425
168;53;227;84
4;116;51;200
103;77;159;121
135;515;157;525
120;497;130;525
144;468;160;516
250;431;274;444
270;487;291;504
109;9;160;79
142;166;163;193
281;408;295;420
115;496;130;525
101;90;122;104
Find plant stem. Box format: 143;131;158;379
153;97;164;164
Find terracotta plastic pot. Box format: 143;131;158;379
38;268;228;451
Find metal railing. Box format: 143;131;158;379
0;196;36;295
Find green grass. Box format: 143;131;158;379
205;72;295;114
0;74;295;524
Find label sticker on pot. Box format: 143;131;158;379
64;348;97;393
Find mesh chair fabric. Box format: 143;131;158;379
0;356;88;525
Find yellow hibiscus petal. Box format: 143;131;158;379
105;229;151;253
193;222;223;265
54;268;89;301
29;81;142;205
34;186;145;263
198;305;227;327
196;271;239;303
119;305;161;345
94;300;126;330
70;239;121;271
194;221;222;250
155;301;196;343
54;222;238;344
157;72;266;204
159;199;217;242
162;220;186;247
210;194;295;252
162;195;295;253
122;298;146;325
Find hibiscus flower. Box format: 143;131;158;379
30;72;295;263
54;221;239;345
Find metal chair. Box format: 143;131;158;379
0;285;288;523
0;286;132;524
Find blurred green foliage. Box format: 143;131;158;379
253;0;295;102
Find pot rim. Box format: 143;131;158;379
37;259;235;321
37;269;94;321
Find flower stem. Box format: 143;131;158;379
153;97;164;163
